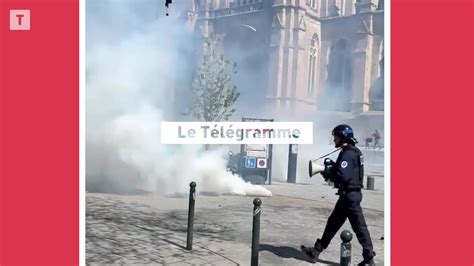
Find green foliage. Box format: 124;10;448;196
187;34;240;122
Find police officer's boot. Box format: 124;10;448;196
300;246;320;263
300;240;323;263
358;258;375;266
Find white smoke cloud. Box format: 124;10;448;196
86;0;271;197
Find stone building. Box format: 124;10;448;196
179;0;384;136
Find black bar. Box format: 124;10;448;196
186;181;196;250
287;144;297;183
268;144;273;185
268;119;274;185
340;242;351;266
367;176;375;190
251;198;262;266
340;230;352;266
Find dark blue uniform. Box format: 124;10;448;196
318;144;376;262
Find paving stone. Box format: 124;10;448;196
86;180;385;265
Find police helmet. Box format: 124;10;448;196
332;124;358;144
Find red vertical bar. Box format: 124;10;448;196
392;0;474;265
0;0;79;264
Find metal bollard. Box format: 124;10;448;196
251;198;262;266
186;181;196;250
340;230;353;266
287;144;298;183
366;176;375;190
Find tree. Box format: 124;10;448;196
186;34;240;122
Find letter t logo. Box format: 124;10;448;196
10;10;30;31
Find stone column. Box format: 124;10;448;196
351;0;376;114
266;0;292;117
293;5;322;117
267;1;287;115
284;3;296;115
194;0;213;63
351;30;373;114
266;0;309;118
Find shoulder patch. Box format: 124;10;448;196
341;161;348;168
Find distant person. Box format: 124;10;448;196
364;137;373;148
371;130;381;149
301;124;376;265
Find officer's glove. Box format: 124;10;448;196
321;169;333;182
324;158;335;167
322;158;335;182
321;172;330;182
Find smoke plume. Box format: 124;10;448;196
86;0;271;197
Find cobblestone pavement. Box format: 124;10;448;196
87;194;244;265
87;179;385;265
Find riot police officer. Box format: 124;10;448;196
302;124;376;265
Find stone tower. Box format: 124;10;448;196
187;0;384;129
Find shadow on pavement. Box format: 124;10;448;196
259;244;338;265
161;238;186;250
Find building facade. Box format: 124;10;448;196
184;0;384;130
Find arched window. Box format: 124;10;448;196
218;0;226;8
310;0;317;9
194;0;200;11
325;39;353;111
378;0;384;10
307;34;319;95
375;40;384;100
378;40;384;81
369;39;384;110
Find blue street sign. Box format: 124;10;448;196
244;156;257;168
